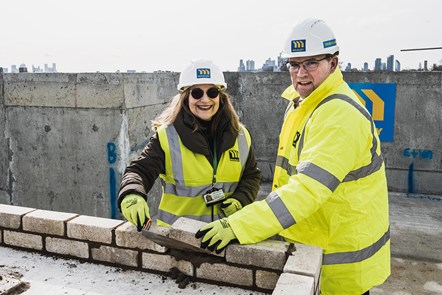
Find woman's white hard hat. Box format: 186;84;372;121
177;59;227;91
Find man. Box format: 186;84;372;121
196;18;390;295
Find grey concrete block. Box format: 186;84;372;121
67;215;124;244
226;240;290;270
169;217;224;256
142;252;193;276
196;262;253;287
46;237;89;258
272;273;314;295
23;209;78;236
76;73;124;108
256;270;280;290
283;243;322;288
123;77;160;108
116;222;167;253
0;204;35;229
4;73;75;107
92;245;138;267
3;230;43;250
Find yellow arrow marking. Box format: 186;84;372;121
362;89;384;121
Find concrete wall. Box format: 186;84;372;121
0;71;441;218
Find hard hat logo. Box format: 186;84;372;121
291;40;306;52
323;39;337;49
196;68;211;78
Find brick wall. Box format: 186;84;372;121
0;204;322;294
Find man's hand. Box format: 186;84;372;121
221;198;243;216
195;218;238;254
121;194;150;231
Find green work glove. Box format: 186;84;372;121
121;194;150;231
221;198;243;216
195;218;238;254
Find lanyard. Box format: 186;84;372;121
212;139;218;186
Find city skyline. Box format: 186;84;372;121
2;0;441;73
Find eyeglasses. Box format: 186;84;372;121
190;87;220;99
286;56;330;72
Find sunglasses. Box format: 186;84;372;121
190;87;220;99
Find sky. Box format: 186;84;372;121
2;0;442;73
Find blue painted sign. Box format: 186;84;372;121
348;83;396;142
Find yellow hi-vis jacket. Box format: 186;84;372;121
156;124;252;226
229;68;390;295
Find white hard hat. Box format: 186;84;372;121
177;59;227;91
281;18;339;58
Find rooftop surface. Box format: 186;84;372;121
1;190;441;295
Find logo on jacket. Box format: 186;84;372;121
196;68;211;78
292;131;301;148
229;150;240;162
291;39;306;52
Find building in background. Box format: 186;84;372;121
238;59;246;72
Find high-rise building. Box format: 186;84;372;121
238;59;245;72
246;60;255;72
363;62;369;72
261;58;276;72
374;58;382;71
395;60;401;72
11;65;18;73
386;55;394;71
345;62;352;72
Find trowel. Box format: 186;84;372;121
141;219;209;254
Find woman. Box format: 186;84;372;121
118;59;261;229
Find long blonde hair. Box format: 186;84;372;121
151;88;240;136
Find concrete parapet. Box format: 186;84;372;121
0;204;323;294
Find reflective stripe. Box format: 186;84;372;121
165;125;184;185
296;94;383;184
157;209;222;225
297;161;340;192
343;153;383;182
163;181;238;197
265;192;296;229
323;228;390;265
276;155;297;176
238;127;249;168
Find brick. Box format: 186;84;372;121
256;270;280;290
0;275;23;294
142;252;193;276
196;262;253;287
46;237;89;259
169;217;223;256
115;222;167;253
284;243;322;289
272;273;314;295
67;215;124;244
3;230;43;250
92;245;138;267
23;209;78;236
0;204;35;229
226;240;290;270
